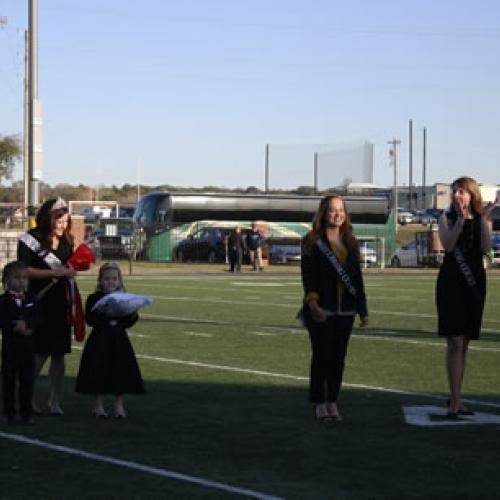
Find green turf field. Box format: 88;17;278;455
1;270;500;499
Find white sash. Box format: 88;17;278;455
19;232;63;269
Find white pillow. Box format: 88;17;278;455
91;292;153;317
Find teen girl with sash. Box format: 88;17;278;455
301;195;368;421
17;198;77;415
436;177;496;417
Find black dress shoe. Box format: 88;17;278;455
457;408;475;416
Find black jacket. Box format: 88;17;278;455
0;291;37;349
301;234;368;318
246;231;265;250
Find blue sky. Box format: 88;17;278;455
1;0;499;190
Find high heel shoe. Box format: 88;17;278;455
313;404;331;422
446;398;475;416
92;409;108;419
114;409;127;419
326;402;343;421
48;405;64;416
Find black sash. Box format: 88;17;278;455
316;239;357;297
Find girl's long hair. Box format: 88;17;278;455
448;176;483;219
304;195;358;253
96;262;125;292
35;199;74;250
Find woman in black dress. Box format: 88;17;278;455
17;198;76;415
76;262;144;418
301;195;368;421
436;177;496;417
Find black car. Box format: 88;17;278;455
175;227;255;263
88;218;136;259
175;227;231;263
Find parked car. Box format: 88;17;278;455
267;238;301;264
109;205;136;218
490;234;500;267
419;208;440;225
359;243;377;266
87;218;135;259
175;227;232;263
409;210;424;224
397;210;415;225
390;240;422;267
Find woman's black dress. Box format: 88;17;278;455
436;216;486;339
17;229;73;355
75;292;145;395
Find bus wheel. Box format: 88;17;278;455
391;257;401;268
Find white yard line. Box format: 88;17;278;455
0;432;282;500
248;332;277;337
185;332;213;338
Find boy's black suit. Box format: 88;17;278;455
0;292;36;420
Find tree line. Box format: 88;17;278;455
0;133;329;204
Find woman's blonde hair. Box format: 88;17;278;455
96;262;125;292
451;176;483;216
303;195;358;253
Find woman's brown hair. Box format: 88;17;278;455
450;176;483;216
35;198;74;250
304;195;358;253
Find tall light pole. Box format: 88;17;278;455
409;119;413;210
388;138;401;231
264;144;269;193
422;127;427;209
313;152;318;194
28;0;42;227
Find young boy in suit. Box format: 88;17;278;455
0;261;36;424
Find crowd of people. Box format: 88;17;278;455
0;176;498;425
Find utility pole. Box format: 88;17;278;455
23;30;29;218
388;138;401;231
422;127;427;209
137;159;141;202
28;0;42;228
313;152;318;194
264;144;269;193
409;119;413;211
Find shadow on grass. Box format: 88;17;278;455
2;374;500;499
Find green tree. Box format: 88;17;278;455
0;134;22;184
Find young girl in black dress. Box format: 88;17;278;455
76;263;144;418
436;177;496;417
